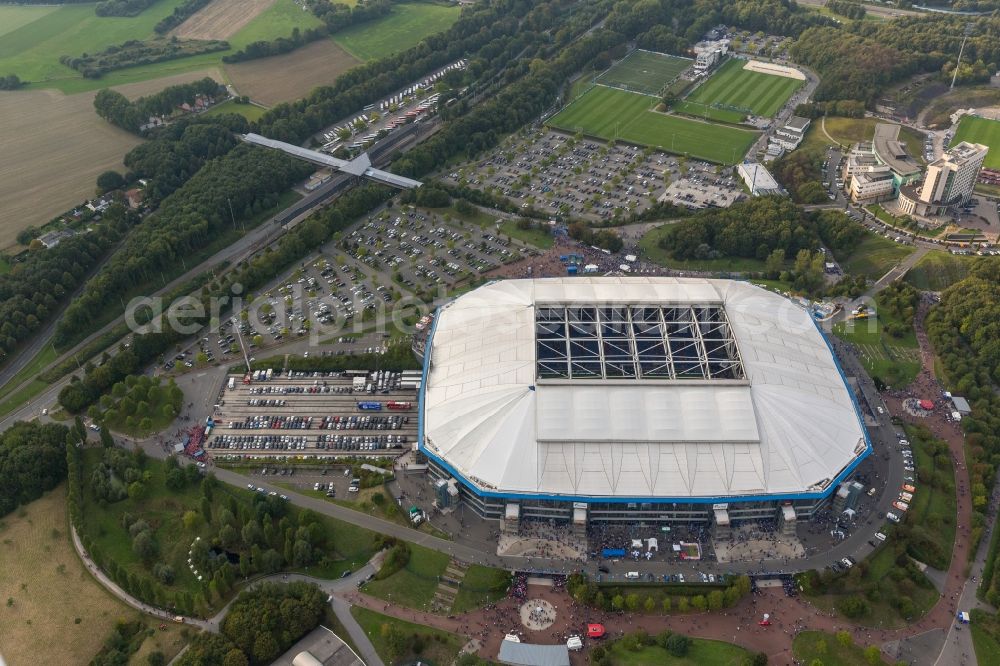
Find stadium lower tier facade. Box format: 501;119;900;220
416;278;871;529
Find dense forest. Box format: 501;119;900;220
122;117;246;204
826;0;866;20
54;145;313;349
61;38;229;79
178;582;326;665
0;215;128;367
154;0;211;33
94;0;156;17
94;77;226;134
926;259;1000;530
0;421;70;518
772;151;827;204
656;197;863;261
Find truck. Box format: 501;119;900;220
227;377;236;391
265;368;273;381
357;401;382;411
386;401;412;411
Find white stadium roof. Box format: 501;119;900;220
420;277;868;501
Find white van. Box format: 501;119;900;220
566;636;583;651
625;571;640;580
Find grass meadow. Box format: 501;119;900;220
548;86;757;164
332;1;461;61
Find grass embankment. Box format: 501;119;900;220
350;606;465;666
332;1;461;62
0;485;185;664
451;565;512;613
362;544;449;611
837;232;913;280
607;638;751;666
792;631;887;666
799;116;925;162
904;250;978;291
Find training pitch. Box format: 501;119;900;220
681;58;802;119
547;85;758;164
594;50;691;96
952;115;1000;170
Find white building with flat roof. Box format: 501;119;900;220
899;141;988;216
849;165;895;204
737;162;783;196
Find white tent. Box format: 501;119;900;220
646;537;658;552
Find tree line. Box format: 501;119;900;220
54;144;313;349
0;421;69;518
222;0;394;64
60;38;229;79
0;74;22;90
925;258;1000;566
0;216;126;367
826;0;866;20
154;0;211;34
94;77;227;134
95;0;157;17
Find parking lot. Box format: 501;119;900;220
206;371;418;459
445;129;690;221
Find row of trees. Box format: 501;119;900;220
222;0;394;64
179;582;327;666
826;0;866;20
656;198;865;265
0;74;22;90
154;0;211;34
54;144;313;348
0;421;69;518
0;218;122;366
565;571;753;614
95;0;156;17
94;77;226;134
60;38;229;79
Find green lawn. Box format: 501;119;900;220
952;115;1000;169
833;303;920;389
0;0;324;93
202;99;269;121
837;232;914;280
361;544;450;611
638;223;766;273
792;631;886;666
608;638;751;666
972;623;1000;666
904;424;957;570
451;565;512;614
682;58;802;118
332;2;461;61
812;116;926;163
904;250;977;291
0;256;10;274
350;606;465;666
672;101;745;125
499;220;554;248
549;86;758;165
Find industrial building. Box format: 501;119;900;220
737;162;783;197
898;141;988;217
416;278;870;531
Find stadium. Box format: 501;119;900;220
416;278;870;531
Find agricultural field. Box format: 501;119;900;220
0;69;223;250
952;115;1000;169
0;486;185;664
171;0;279;40
332;1;461;61
548;85;757;164
594;49;691;96
225;39;359;105
0;0;325;94
679;58;802;119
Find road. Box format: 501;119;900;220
793;0;923;19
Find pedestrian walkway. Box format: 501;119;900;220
431;558;469;613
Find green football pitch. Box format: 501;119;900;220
952;115;1000;169
547;85;758;164
593;50;691;96
682;58;802;118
